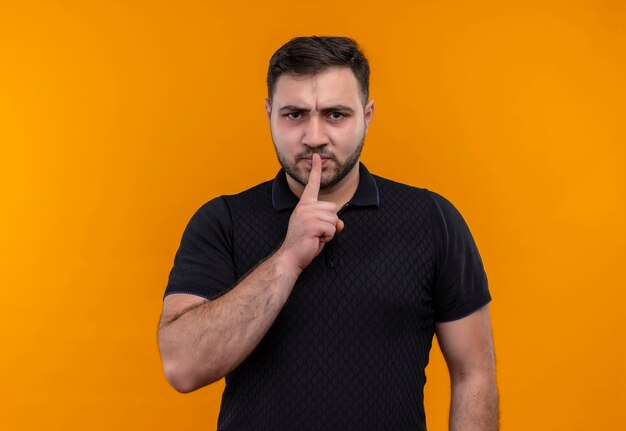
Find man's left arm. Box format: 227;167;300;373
436;304;499;431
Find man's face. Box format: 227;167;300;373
265;67;374;190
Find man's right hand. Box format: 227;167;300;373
278;154;345;271
160;154;346;392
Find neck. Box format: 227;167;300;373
288;162;360;207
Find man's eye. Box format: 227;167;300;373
329;112;346;120
286;112;302;120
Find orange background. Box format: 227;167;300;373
1;0;625;429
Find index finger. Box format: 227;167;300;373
300;153;321;202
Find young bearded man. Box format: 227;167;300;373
158;36;499;431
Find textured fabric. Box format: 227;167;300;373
164;163;491;430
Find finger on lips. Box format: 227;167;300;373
300;154;321;202
297;153;345;236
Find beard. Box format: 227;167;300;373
275;137;365;190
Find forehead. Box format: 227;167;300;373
272;67;362;108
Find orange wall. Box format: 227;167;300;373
1;1;624;429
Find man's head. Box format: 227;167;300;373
267;36;370;106
265;36;374;192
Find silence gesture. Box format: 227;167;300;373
279;154;345;271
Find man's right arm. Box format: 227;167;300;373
158;154;342;393
158;250;301;393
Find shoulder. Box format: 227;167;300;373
372;173;427;194
371;173;450;217
181;178;273;234
369;174;475;248
220;178;273;210
372;173;445;201
193;179;273;218
373;173;464;212
219;179;277;226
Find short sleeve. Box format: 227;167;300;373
428;191;491;322
163;197;236;301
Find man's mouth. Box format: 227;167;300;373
301;154;334;161
301;155;334;168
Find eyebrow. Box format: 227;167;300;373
278;104;356;114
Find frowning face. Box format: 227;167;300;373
266;66;374;192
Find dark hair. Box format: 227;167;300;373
267;36;370;104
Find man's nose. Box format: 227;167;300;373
302;115;328;148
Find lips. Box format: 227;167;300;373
301;155;334;169
300;154;334;162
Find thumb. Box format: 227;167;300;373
336;218;345;233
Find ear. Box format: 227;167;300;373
364;99;374;131
264;98;272;123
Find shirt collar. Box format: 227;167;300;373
271;162;380;212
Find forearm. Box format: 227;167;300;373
158;249;300;392
449;372;499;431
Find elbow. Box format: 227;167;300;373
162;360;202;393
158;326;225;392
160;352;223;393
449;367;498;398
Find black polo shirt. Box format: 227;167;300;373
165;163;491;431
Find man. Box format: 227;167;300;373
158;36;498;430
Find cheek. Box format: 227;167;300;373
331;121;362;144
273;121;301;144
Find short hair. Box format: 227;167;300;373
267;36;370;104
